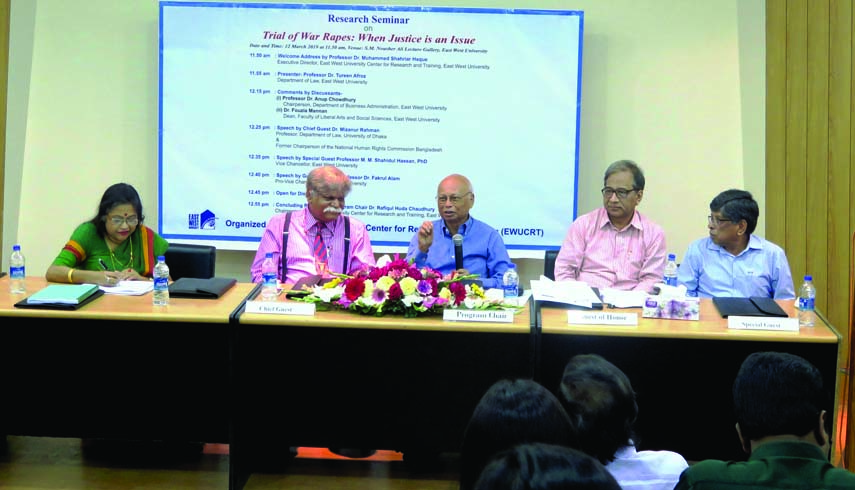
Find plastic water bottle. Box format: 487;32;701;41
798;275;816;327
663;253;678;287
9;244;26;294
503;263;519;299
153;255;170;306
261;252;278;301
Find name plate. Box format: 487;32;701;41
245;300;316;316
567;310;638;326
727;316;799;332
443;309;514;323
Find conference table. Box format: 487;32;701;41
0;276;255;443
534;299;842;462
0;276;843;490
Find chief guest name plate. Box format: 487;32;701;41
567;311;638;326
727;316;799;332
245;300;316;316
443;309;514;323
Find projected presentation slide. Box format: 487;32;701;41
159;2;583;251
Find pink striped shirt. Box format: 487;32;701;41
555;207;666;292
250;207;375;284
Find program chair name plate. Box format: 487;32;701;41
244;299;316;316
567;310;638;326
443;308;514;323
727;315;799;332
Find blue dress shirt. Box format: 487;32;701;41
677;234;795;299
406;216;512;289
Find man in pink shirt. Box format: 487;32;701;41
554;160;666;292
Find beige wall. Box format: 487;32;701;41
3;0;765;285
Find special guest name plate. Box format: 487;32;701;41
443;309;515;323
567;310;638;326
244;300;316;316
727;316;799;332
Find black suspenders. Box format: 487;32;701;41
280;212;351;281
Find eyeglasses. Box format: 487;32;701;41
436;193;472;204
108;215;139;227
601;187;637;199
707;215;732;227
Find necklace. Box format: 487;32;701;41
106;235;134;270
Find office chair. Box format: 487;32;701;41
164;243;216;280
544;250;559;280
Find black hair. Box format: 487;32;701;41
604;160;645;190
710;189;758;235
88;183;145;238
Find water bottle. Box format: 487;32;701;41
9;244;26;294
663;253;678;287
503;263;519;299
798;275;816;327
153;255;170;306
261;252;278;301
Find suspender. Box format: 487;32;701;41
280;212;351;281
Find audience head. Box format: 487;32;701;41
89;183;145;240
733;351;828;453
460;378;576;490
708;189;758;239
601;160;644;226
558;354;637;464
474;443;621;490
305;165;352;222
436;173;474;229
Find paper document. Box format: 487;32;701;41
100;280;154;296
530;276;601;308
599;288;647;308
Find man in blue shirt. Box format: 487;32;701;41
677;189;795;299
406;174;512;289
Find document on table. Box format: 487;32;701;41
599;288;647;308
100;280;154;296
530;276;602;308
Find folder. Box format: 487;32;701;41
712;297;788;318
15;284;104;310
168;277;237;299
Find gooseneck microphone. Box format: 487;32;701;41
452;234;464;270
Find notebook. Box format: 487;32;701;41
15;285;104;310
712;297;788;318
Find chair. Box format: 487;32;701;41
544;250;559;280
164;243;216;280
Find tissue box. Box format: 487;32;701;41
642;296;700;320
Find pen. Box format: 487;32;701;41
98;258;109;271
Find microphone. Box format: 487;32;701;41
452;234;464;270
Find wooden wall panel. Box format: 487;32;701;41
768;0;855;468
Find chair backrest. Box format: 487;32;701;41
544;250;559;280
164;243;217;280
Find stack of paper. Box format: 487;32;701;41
27;283;100;304
100;280;154;296
529;276;602;308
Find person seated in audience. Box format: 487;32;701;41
406;173;512;289
675;351;855;489
554;160;666;292
251;165;375;285
558;354;688;490
474;442;621;490
46;182;168;286
677;189;795;298
459;378;576;490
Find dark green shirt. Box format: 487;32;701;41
675;441;855;490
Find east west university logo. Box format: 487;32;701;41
188;210;216;230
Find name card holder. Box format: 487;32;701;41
443;309;515;323
727;316;799;332
567;310;638;326
245;300;316;316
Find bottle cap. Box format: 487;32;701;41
13;244;20;251
508;263;516;269
668;253;676;260
266;252;273;258
804;275;812;281
157;256;165;261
